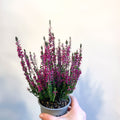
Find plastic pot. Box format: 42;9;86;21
38;96;71;117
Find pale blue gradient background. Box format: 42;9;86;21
0;0;120;120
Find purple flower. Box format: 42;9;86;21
15;21;82;102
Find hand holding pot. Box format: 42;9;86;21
39;96;86;120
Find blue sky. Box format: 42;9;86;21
0;0;120;120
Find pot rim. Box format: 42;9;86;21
38;96;71;110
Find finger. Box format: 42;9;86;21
70;96;79;109
39;113;57;120
70;96;84;112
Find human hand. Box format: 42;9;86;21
39;96;86;120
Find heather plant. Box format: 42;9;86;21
15;21;82;103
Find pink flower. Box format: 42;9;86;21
15;21;82;102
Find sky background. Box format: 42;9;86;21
0;0;120;120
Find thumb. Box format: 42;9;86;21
39;113;57;120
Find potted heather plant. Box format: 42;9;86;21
15;21;82;117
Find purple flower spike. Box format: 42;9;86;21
15;21;82;102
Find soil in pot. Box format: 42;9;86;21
39;98;69;109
